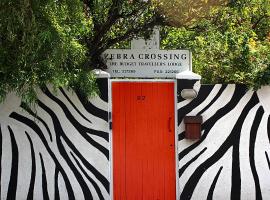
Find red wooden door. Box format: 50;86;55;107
112;82;176;200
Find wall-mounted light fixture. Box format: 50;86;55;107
91;69;111;78
176;71;201;100
181;89;198;99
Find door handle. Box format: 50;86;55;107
168;117;172;132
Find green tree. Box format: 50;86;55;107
154;0;228;27
160;0;270;88
0;0;164;102
81;0;164;68
0;0;95;103
1;0;269;104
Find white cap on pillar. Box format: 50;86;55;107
92;69;111;78
176;71;201;80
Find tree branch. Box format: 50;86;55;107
82;15;161;71
252;15;269;29
88;1;148;57
88;0;122;50
102;17;160;54
82;0;94;17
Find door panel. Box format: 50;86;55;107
112;82;176;200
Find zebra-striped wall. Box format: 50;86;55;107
0;78;110;200
178;84;270;200
1;81;270;200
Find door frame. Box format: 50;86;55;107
109;79;179;200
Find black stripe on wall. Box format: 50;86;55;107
43;87;109;142
249;106;264;200
179;147;207;177
37;99;109;160
231;93;260;199
267;116;270;143
9;112;76;200
266;151;270;170
197;85;227;116
69;148;110;193
21;102;53;141
207;166;223;200
179;85;248;161
231;141;241;199
7;126;19;200
71;152;105;200
60;88;92;124
25;132;36;200
76;93;108;122
75;88;108;122
54;169;60;200
180;92;259;200
96;78;108;103
178;132;185;141
40;153;50;200
0;124;2;196
178;85;215;125
37;100;109;194
36;101;95;199
54;170;75;200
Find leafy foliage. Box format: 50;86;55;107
0;0;164;103
0;0;96;103
161;0;270;88
154;0;228;27
82;0;164;68
0;0;269;104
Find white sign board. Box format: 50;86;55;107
102;49;191;78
